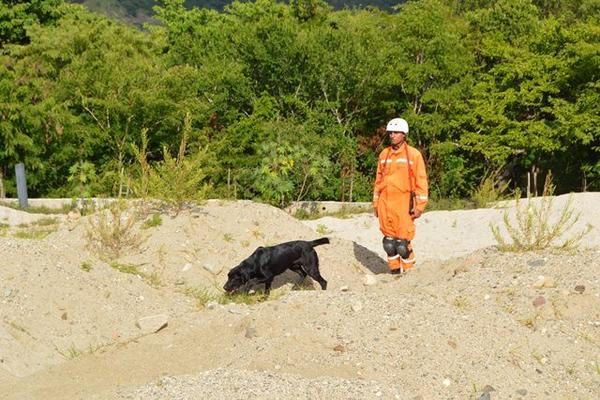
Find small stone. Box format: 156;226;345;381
340;286;349;292
206;301;218;310
244;327;258;339
363;274;377;286
3;288;12;298
333;344;346;353
443;378;451;386
478;393;490;400
181;263;193;272
484;294;491;300
203;261;223;275
516;389;528;396
61;312;68;320
135;314;168;334
447;340;457;349
482;385;495;393
174;278;185;286
533;296;546;307
528;259;545;267
574;285;585;294
351;302;363;312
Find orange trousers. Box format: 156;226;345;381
377;191;416;272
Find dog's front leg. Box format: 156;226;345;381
252;274;274;295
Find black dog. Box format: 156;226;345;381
223;238;329;295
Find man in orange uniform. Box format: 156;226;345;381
373;118;428;274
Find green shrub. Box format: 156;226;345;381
131;113;210;212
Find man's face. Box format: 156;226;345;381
388;131;406;146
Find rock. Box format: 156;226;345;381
574;285;585;294
478;393;490;400
339;286;349;292
203;261;223;275
528;258;546;267
516;389;528;396
351;302;363;312
362;274;377;286
244;327;258;339
206;301;218;310
482;385;495;393
333;344;346;353
181;263;193;272
533;276;556;289
532;296;546;307
442;378;451;386
135;314;168;334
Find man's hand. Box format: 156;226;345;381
411;209;422;219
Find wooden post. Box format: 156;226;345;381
0;169;4;198
15;163;29;208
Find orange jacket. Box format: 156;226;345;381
373;143;428;238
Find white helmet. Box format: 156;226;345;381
386;118;409;134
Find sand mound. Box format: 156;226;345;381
1;194;599;399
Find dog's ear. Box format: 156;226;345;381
254;247;270;267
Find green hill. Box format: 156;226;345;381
69;0;404;25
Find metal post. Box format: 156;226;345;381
15;163;29;209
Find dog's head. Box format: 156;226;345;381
223;263;250;294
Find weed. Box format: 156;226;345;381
184;287;217;308
453;295;470;309
7;320;29;335
64;345;82;359
251;229;264;239
241;240;250;248
292;204;371;220
471;168;510;209
14;230;51;239
80;261;93;272
86;200;144;260
490;173;591;252
518;311;542;330
292;279;315;291
142;213;162;229
110;262;140;275
144;272;162;288
565;362;577;376
223;233;234;242
316;224;331;235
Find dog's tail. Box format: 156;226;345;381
310;237;330;247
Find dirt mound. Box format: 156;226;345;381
1;195;599;399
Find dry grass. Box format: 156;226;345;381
490;174;591;252
85;200;144;260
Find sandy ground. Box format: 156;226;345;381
0;193;599;399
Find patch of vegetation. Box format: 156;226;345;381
293;204;372;220
316;224;331;235
471;168;510;209
80;261;93;272
131;114;210;213
12;218;59;239
141;213;162;229
0;201;71;215
85;200;144;260
490;174;591;252
110;262;140;275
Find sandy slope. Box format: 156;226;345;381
0;194;599;399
